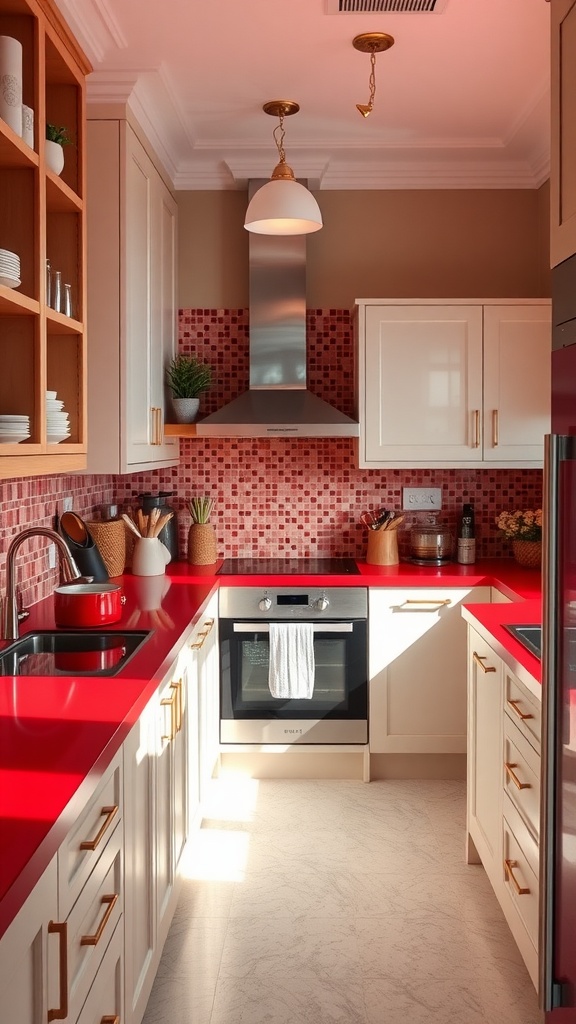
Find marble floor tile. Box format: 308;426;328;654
141;777;544;1024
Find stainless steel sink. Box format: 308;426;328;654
0;630;151;677
504;624;541;659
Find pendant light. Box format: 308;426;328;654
244;100;323;235
353;32;394;118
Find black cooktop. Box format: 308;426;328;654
217;557;361;576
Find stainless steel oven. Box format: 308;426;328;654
219;586;368;744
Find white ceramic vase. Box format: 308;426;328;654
0;35;23;136
132;537;171;577
45;139;64;176
171;397;200;423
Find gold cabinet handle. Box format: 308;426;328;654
80;805;119;851
492;409;499;447
174;678;183;733
161;683;179;741
401;599;451;608
151;406;163;445
472;652;497;673
101;1018;120;1024
506;698;533;722
48;920;68;1022
203;618;215;632
503;858;530;895
472;409;480;448
81;893;119;946
190;630;209;650
504;762;531;790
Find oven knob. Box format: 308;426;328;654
259;596;272;611
315;596;330;611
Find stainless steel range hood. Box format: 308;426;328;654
197;195;359;438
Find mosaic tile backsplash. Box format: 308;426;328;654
0;309;543;608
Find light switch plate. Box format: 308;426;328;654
402;487;442;511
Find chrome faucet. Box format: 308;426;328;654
2;527;84;641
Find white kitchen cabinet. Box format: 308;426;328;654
191;593;220;806
369;587;490;754
0;857;58;1024
123;639;191;1024
466;628;503;879
0;750;124;1024
551;0;576;267
466;624;541;989
86;116;178;473
356;300;550;468
75;917;123;1024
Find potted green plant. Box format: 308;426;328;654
45;123;72;177
165;354;213;423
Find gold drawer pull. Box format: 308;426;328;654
506;698;533;722
504;858;530;895
174;679;183;733
190;630;209;650
203;618;215;631
80;805;119;851
101;1017;120;1024
161;683;179;741
48;920;68;1022
81;893;119;946
402;599;451;608
504;762;531;790
473;652;496;673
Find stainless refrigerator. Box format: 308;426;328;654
541;252;576;1020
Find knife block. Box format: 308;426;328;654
366;528;399;566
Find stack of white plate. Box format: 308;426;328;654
46;390;71;443
0;248;21;288
0;414;30;444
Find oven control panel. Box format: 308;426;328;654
219;586;368;620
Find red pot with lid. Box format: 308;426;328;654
54;582;125;628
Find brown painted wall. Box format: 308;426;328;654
177;186;550;308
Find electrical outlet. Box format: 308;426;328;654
63;496;73;512
402;487;442;511
48;543;56;569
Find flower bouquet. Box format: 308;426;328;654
496;509;542;568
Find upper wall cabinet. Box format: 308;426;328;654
356;299;551;469
86;116;178;473
551;0;576;267
0;0;90;479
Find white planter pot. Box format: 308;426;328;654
171;397;200;423
45;139;64;176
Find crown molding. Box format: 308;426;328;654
53;0;127;63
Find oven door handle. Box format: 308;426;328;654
232;622;354;633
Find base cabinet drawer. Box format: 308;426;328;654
504;670;541;754
76;916;123;1024
502;795;539;953
67;824;123;1022
503;716;540;842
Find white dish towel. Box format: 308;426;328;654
268;623;315;699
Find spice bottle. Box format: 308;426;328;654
457;503;476;564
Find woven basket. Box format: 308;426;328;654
512;540;541;569
187;523;217;565
86;520;126;577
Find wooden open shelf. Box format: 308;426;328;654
164;423;199;437
0;0;91;478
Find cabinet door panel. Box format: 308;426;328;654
362;305;483;465
467;629;502;873
369;588;490;753
125;135;154;463
0;858;58;1024
551;0;576;266
483;304;550;463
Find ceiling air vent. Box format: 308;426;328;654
326;0;449;12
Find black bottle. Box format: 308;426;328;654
457;503;476;564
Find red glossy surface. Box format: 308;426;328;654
0;558;541;940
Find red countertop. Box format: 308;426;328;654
0;557;541;939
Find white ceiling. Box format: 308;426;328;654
55;0;551;191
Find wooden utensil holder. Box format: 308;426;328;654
366;528;399;566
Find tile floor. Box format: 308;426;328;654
142;776;544;1024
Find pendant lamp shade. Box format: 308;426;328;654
245;177;323;235
244;100;323;236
